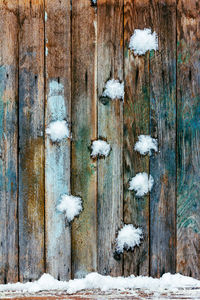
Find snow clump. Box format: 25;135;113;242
129;28;158;55
46;120;70;142
129;172;154;197
134;135;158;155
116;224;143;254
57;194;82;222
1;272;200;295
102;79;124;100
91;140;111;158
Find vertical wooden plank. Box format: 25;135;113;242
177;0;200;278
71;1;97;278
97;0;123;276
123;0;150;276
150;0;176;276
0;0;18;283
18;0;45;281
45;0;71;280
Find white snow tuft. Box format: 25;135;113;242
129;172;154;197
46;120;70;142
116;224;143;254
129;28;158;55
57;194;82;222
134;135;158;155
1;273;200;295
91;140;111;158
102;79;124;100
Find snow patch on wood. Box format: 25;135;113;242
129;172;154;197
46;120;70;142
102;79;124;101
134;135;158;156
129;29;158;55
91;140;111;158
116;224;143;254
46;80;71;143
57;194;82;223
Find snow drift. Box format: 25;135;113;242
1;272;200;295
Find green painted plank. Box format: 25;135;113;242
150;0;176;277
45;0;71;280
0;0;18;283
71;0;97;278
123;0;150;276
97;0;123;276
18;0;45;281
177;0;200;278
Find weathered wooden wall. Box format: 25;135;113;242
0;0;199;283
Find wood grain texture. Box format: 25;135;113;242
97;0;123;276
1;0;200;282
71;0;97;278
18;0;45;281
123;0;150;276
0;0;18;283
176;0;200;278
45;0;71;280
149;0;176;277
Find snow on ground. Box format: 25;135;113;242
134;135;158;156
129;172;154;197
91;140;111;158
102;79;124;100
1;272;200;295
57;194;82;222
129;28;158;55
46;120;70;142
116;224;143;254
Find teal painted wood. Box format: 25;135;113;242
97;0;123;276
177;0;200;278
18;0;45;281
0;0;18;283
123;0;150;276
45;0;71;280
149;0;176;277
45;80;71;279
71;0;97;278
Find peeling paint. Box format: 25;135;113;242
45;79;70;262
47;80;66;121
48;80;66;121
